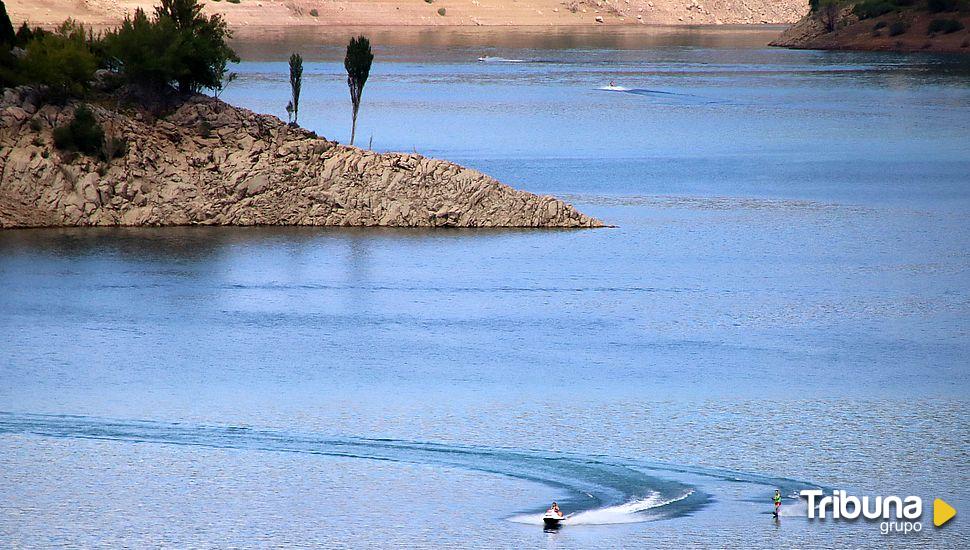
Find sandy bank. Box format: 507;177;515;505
7;0;806;28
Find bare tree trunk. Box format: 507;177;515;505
350;103;359;145
821;4;840;32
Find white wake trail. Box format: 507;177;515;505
509;490;694;526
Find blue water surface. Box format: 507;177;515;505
1;26;968;548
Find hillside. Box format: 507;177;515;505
7;0;807;28
771;1;970;53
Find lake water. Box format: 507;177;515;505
2;27;969;547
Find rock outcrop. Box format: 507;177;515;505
769;9;832;49
0;88;601;229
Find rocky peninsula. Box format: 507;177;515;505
0;88;601;229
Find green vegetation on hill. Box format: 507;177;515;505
810;0;969;21
0;0;238;102
789;0;969;52
17;21;98;101
928;0;965;12
928;17;965;32
890;20;910;34
807;0;969;37
852;0;969;19
103;0;238;95
854;0;907;19
52;104;104;156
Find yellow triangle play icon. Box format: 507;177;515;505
934;498;956;527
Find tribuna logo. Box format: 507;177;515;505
800;490;924;535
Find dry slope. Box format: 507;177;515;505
7;0;808;28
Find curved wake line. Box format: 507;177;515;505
597;87;729;104
0;412;818;526
598;86;690;96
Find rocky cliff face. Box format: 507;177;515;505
0;88;601;229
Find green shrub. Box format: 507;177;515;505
437;7;446;15
853;0;897;20
889;21;909;36
425;0;433;3
103;0;239;94
928;18;965;34
227;0;240;4
53;105;104;156
103;10;176;90
19;20;98;101
927;0;960;13
309;8;319;16
13;23;49;48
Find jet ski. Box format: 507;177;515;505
542;510;565;528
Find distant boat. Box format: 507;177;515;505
477;56;525;63
598;85;630;91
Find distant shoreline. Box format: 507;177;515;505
5;0;806;30
222;23;790;51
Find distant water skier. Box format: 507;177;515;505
772;490;782;517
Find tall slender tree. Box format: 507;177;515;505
344;35;373;146
0;1;16;47
155;0;203;30
15;21;36;46
288;53;302;126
